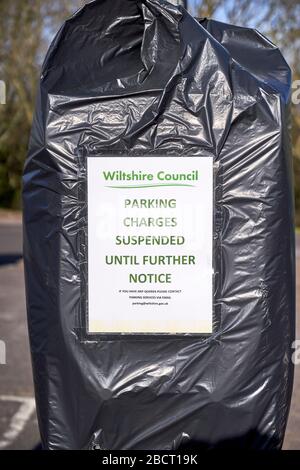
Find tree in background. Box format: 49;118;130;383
194;0;300;224
0;0;299;222
0;0;84;208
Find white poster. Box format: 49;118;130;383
87;156;213;334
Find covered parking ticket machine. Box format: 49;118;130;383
23;0;295;450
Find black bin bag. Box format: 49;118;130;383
23;0;295;450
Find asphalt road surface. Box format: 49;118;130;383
0;222;39;449
0;222;299;450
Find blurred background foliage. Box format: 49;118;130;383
0;0;299;222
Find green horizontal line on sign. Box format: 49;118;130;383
105;184;195;189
